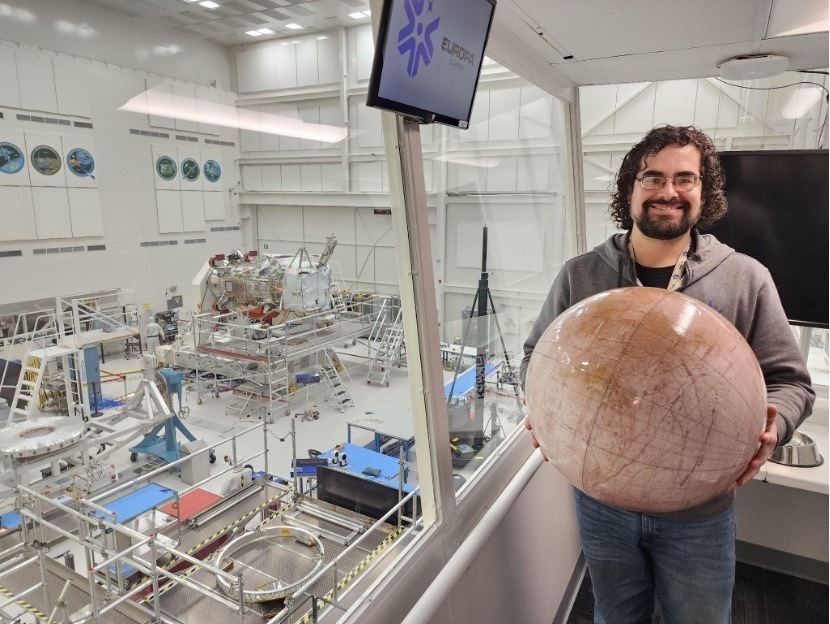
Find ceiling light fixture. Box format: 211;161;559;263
285;23;302;29
246;30;263;36
348;12;365;19
257;28;274;34
717;54;789;80
199;1;219;9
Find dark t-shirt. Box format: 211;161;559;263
634;262;674;289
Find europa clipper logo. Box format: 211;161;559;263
397;0;440;77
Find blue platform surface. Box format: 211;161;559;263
444;363;500;399
322;442;414;493
0;510;21;532
91;483;176;523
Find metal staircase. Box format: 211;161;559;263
366;309;404;387
318;347;352;411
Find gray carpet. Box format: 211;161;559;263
566;562;828;624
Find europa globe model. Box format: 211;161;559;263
524;287;767;513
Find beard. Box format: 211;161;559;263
633;199;697;240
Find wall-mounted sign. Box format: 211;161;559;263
203;159;221;183
0;142;24;174
156;155;177;180
66;148;95;177
31;145;61;175
181;158;200;181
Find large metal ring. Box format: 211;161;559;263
213;525;324;602
0;417;89;459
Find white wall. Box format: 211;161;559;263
0;2;243;318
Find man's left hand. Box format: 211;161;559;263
736;404;779;486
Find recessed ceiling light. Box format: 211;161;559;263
364;10;371;16
285;23;302;30
246;30;263;36
348;12;365;19
317;36;328;40
257;28;274;34
199;1;219;8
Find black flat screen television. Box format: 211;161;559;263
366;0;496;128
315;466;417;524
705;149;828;329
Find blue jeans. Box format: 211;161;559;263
573;488;735;624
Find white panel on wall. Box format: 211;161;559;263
181;191;205;231
354;25;375;82
240;128;262;152
356;103;383;148
275;43;298;89
296;40;319;87
580;84;617;135
32;187;71;239
64;136;98;189
257;205;304;241
0;130;31;186
177;146;202;191
203;191;225;221
317;36;340;84
200;150;223;191
466;93;490;142
519;87;552;139
456;222;544;272
319;101;344;127
0;187;36;240
53;59;91;118
299;107;321;150
172;84;199;133
447;161;486;193
300;164;322;191
487;156;517;192
614;83;654;134
694;80;726;128
67;188;104;237
281;164;302;191
373;246;398;285
259;116;280;151
488;89;521;141
350;162;383;192
242;165;263;191
16;53;57;113
0;49;20;108
517;155;550;191
321;163;343;191
147;80;174;129
195;85;219;135
25;132;66;187
152;145;180;190
653;80;698;127
278;107;300;151
260;165;282;191
237;44;277;93
156;190;183;233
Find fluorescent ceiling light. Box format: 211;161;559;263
285;23;302;29
120;83;349;144
348;12;365;19
199;1;219;8
317;36;328;40
782;85;824;119
257;28;273;34
246;30;262;36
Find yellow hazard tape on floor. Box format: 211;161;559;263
294;526;404;624
0;582;50;621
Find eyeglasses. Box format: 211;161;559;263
636;174;701;191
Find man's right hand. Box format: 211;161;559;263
523;416;548;461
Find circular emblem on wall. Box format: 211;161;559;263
31;145;61;175
0;142;25;174
203;159;221;183
156;156;177;180
181;158;200;181
66;148;95;177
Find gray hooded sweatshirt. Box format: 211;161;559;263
521;230;815;519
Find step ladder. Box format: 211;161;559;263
7;346;77;424
366;309;404;387
318;347;352;411
225;382;264;418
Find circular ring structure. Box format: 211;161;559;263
214;526;325;602
0;417;90;459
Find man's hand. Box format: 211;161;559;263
523;416;549;461
736;404;779;486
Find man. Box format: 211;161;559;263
144;315;163;355
520;125;814;624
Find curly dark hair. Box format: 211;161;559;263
609;125;727;231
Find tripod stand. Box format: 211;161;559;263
446;226;523;449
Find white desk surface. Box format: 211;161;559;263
757;422;829;496
348;403;414;442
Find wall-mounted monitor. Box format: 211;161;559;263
706;149;828;329
366;0;497;128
